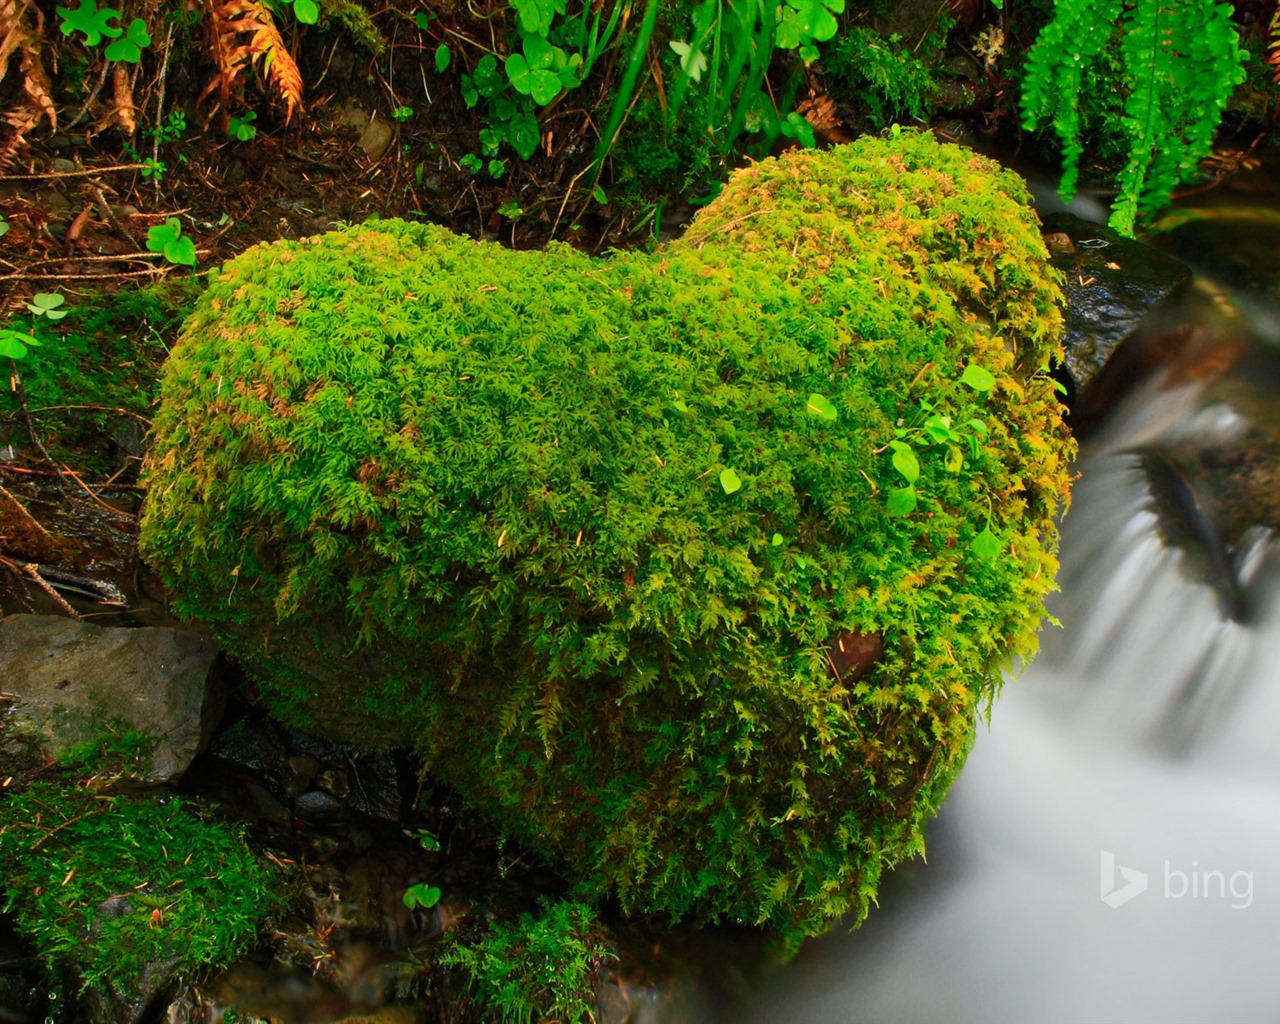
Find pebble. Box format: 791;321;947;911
51;158;78;173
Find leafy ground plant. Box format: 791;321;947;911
441;901;613;1024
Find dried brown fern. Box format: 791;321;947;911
197;0;303;126
0;0;56;166
1270;4;1280;78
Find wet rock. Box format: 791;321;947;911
110;203;141;218
318;766;350;800
296;789;347;825
207;715;291;784
284;753;321;797
51;157;77;173
245;780;292;828
359;118;393;161
0;614;224;780
1041;212;1193;403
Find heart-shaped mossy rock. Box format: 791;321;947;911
141;132;1072;945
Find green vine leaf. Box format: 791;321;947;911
886;485;916;517
402;882;441;909
887;440;919;484
959;364;996;393
719;468;742;494
970;525;1001;561
806;392;837;422
56;0;122;46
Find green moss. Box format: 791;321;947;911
441;901;612;1024
140;132;1072;946
0;778;278;1000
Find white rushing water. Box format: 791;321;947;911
738;383;1280;1023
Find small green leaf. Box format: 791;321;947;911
886;485;917;517
402;882;442;909
414;10;433;30
414;829;441;852
960;364;996;392
435;43;451;72
888;440;919;484
970;525;1001;561
771;532;784;546
671;398;689;414
593;185;607;204
720;468;742;494
806;392;837;422
795;556;807;569
944;445;964;473
966;418;988;436
0;215;8;237
293;0;318;23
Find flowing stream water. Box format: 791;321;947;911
714;199;1280;1023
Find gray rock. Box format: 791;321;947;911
0;615;224;781
51;158;77;173
1041;213;1193;401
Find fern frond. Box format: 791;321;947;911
1268;3;1280;83
1019;0;1124;201
197;0;303;126
0;0;57;143
1022;0;1245;236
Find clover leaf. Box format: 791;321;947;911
503;111;541;161
56;0;122;46
670;40;707;82
146;217;197;267
26;293;68;321
0;330;40;360
103;17;149;62
506;36;563;105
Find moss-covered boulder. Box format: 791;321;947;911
140;132;1072;944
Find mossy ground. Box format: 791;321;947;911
0;737;279;1003
140;132;1073;948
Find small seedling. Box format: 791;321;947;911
459;153;483;174
146;217;197;266
391;105;413;122
140;158;166;180
26;293;68;321
403;882;442;909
